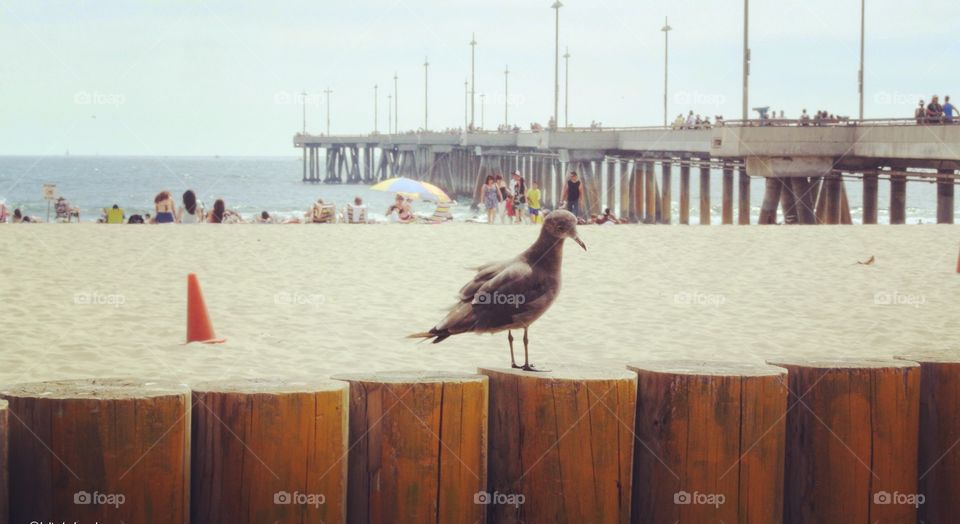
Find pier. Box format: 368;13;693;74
295;119;959;224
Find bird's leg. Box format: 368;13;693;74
508;330;520;369
521;328;549;372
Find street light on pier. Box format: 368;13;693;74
324;88;332;136
859;0;866;120
661;17;672;127
424;57;430;131
551;1;563;130
742;0;750;120
563;48;570;128
470;33;477;130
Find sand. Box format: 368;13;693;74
0;223;957;387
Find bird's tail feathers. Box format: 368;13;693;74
407;328;452;344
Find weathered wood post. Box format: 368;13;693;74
737;164;751;224
766;358;920;524
679;160;691;224
780;178;798;224
620;160;631;221
759;178;783;224
794;177;818;224
0;399;7;524
862;172;879;224
481;368;636;524
630;361;787;524
607;160;617;213
633;161;645;223
890;173;907;224
937;168;955;224
191;378;348;523
699;160;711;225
662;160;673;224
645;161;657;224
1;379;190;524
895;352;960;523
722;163;734;224
333;372;488;524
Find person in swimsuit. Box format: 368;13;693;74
385;194;415;223
207;199;225;223
561;172;584;219
154;191;177;224
481;175;500;224
178;190;203;224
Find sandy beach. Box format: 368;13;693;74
0;223;956;387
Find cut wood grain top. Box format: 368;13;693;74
0;377;189;399
628;360;787;377
766;357;919;369
478;366;636;381
332;370;487;384
895;351;960;364
191;377;347;394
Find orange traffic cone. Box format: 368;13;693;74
186;273;225;344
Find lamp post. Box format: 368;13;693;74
661;17;672;127
424;57;430;130
742;0;750;120
374;84;378;133
504;66;509;128
393;73;399;133
470;33;477;130
563;48;570;128
859;0;865;120
323;88;332;135
551;1;563;129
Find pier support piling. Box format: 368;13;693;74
722;164;734;224
699;161;711;225
890;173;907;224
759;178;783;224
937;169;955;224
679;161;690;224
862;172;878;224
737;165;751;224
661;160;672;224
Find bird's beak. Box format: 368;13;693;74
573;236;587;251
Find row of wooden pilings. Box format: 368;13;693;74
1;353;958;523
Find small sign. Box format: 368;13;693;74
43;184;57;200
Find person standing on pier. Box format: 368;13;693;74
943;96;956;124
561;172;583;219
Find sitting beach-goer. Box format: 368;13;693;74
386;194;414;223
207;199;226;223
309;198;337;223
344;197;368;224
178;190;203;224
154;191;177;224
54;197;80;223
105;204;125;224
127;214;145;224
256;211;273;224
595;208;620;225
12;208;31;223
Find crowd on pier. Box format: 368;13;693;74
914;95;957;124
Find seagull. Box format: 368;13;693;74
409;210;586;371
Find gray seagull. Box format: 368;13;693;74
409;210;586;371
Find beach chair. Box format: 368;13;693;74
343;203;368;224
311;203;337;223
421;202;453;224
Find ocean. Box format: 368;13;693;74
0;155;951;224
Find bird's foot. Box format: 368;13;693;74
520;364;550;373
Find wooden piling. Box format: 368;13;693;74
699;161;711;225
620;160;631;221
766;358;920;524
823;175;842;225
679;162;690;224
839;179;853;225
890;173;907;224
780;179;798;224
645;162;657;224
607;160;617;213
894;352;960;523
481;367;636;524
1;378;190;524
333;372;488;524
937;169;955;224
661;160;672;224
737;165;751;225
634;162;645;223
0;399;7;524
862;173;879;224
759;178;783;224
630;361;787;524
722;164;734;224
190;379;348;524
792;177;818;225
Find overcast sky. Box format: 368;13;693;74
1;0;957;156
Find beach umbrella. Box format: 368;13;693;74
370;177;450;202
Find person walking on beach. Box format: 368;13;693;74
526;181;542;224
495;174;512;224
178;190;203;224
561;171;584;218
154;191;177;224
207;199;225;223
482;175;501;224
511;171;527;224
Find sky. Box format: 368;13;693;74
1;0;958;156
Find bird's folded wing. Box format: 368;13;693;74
457;259;511;302
472;261;534;303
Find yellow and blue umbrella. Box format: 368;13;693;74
370;177;451;202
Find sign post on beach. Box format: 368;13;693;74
42;183;56;222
